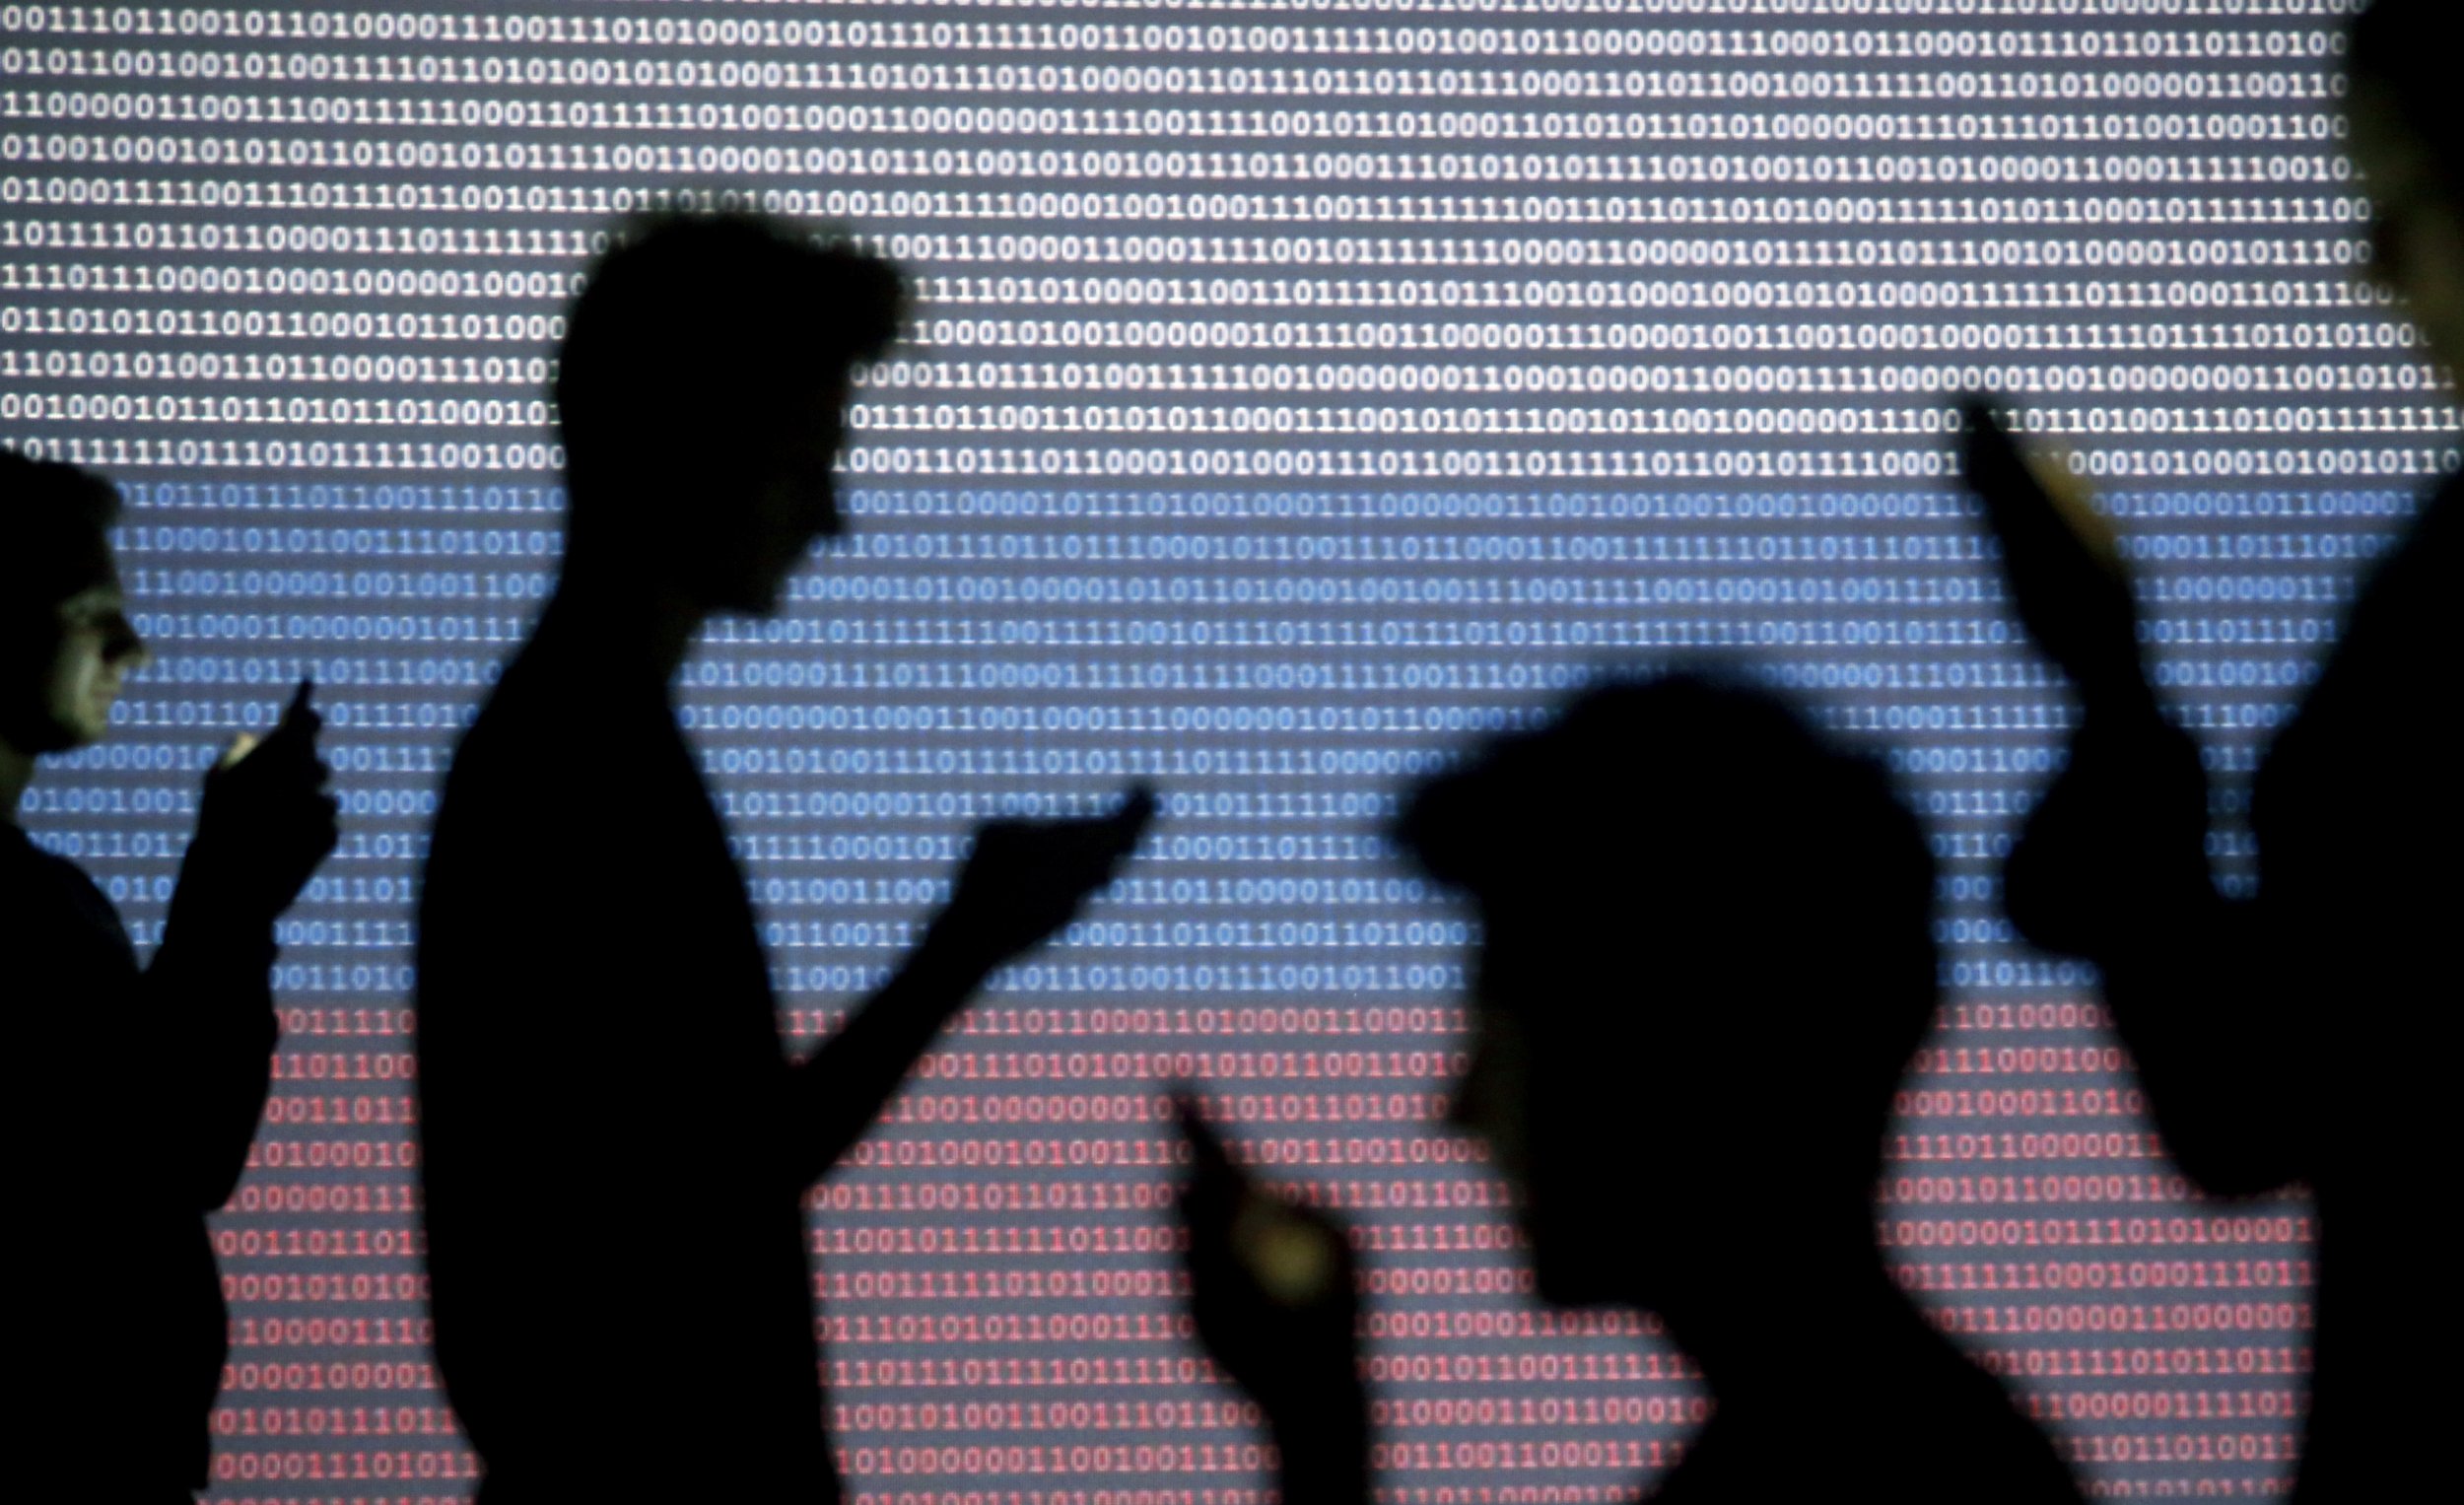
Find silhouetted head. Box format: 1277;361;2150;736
554;210;904;614
1396;675;1936;1307
2348;0;2464;366
1;449;147;766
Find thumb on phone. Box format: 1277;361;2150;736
1954;395;2145;699
251;678;325;768
1957;397;2122;580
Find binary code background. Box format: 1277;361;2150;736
0;1;2423;1499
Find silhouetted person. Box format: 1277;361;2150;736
2;448;338;1502
1950;7;2460;1496
413;212;1153;1503
1176;677;2081;1504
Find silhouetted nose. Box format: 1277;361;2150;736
103;610;150;671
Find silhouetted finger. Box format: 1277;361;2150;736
1086;788;1157;864
1176;1109;1344;1308
250;719;321;777
1111;784;1158;835
1955;396;2043;518
1173;1090;1233;1175
252;679;323;759
1956;396;2036;500
1956;401;2104;574
1173;1092;1251;1226
1958;398;2117;564
1081;818;1143;875
1064;846;1136;900
1953;393;2003;457
968;820;1024;857
1088;791;1154;863
1031;819;1136;895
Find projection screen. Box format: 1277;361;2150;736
3;2;2410;1498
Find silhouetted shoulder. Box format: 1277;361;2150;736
3;819;130;963
419;645;693;992
4;823;234;1492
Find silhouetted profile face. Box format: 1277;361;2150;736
1398;677;1937;1309
552;210;902;616
694;372;855;615
11;581;145;753
1;453;147;761
2348;0;2464;371
1451;919;1622;1305
1450;904;1735;1307
2348;90;2464;372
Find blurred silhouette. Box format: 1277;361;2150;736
413;211;1153;1503
1176;1094;1367;1505
2;447;338;1502
1177;677;2081;1504
1945;11;2463;1496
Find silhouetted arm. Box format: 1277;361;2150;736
2007;696;2311;1194
784;789;1154;1185
783;934;993;1182
1175;1099;1370;1505
1957;401;2313;1193
141;901;281;1208
145;681;337;1207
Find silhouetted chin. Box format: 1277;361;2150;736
4;714;92;757
715;577;790;619
747;547;826;616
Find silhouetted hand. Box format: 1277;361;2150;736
1174;1093;1366;1504
2005;700;2213;959
1953;396;2150;707
920;785;1154;975
781;787;1154;1181
175;680;340;929
1954;402;2210;955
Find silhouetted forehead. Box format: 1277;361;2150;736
55;580;126;615
24;528;120;610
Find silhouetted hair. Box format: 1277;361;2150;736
1395;674;1937;1116
554;209;904;518
1;447;120;616
2351;0;2464;197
